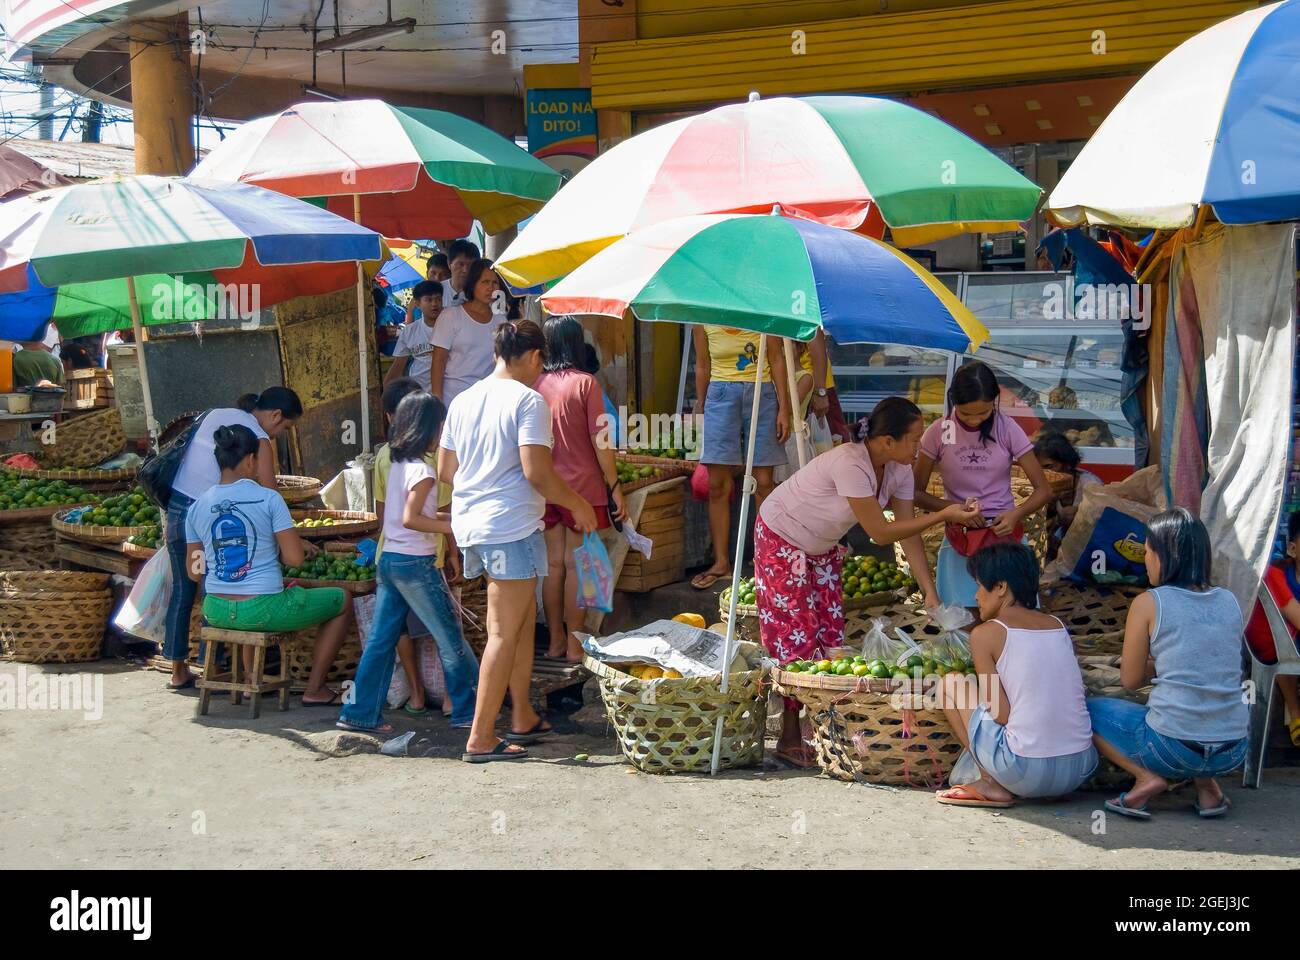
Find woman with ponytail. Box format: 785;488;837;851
439;319;597;762
755;397;979;766
183;424;350;704
163;387;302;691
914;361;1054;609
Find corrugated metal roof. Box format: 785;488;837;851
2;139;136;180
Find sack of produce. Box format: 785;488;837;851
1052;465;1165;586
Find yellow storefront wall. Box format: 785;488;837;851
591;0;1256;111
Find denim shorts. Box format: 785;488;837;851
461;529;548;581
1087;697;1248;780
937;534;1031;608
953;705;1098;798
700;380;786;468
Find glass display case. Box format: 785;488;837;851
829;271;1136;469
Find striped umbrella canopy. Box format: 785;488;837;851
540;212;988;353
498;94;1042;287
1049;0;1300;228
190;99;563;238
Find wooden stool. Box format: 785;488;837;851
196;627;291;719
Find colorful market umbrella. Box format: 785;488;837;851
541;210;987;773
0;143;72;199
0;175;382;439
376;251;423;294
540;212;987;351
192;99;562;451
1049;0;1300;228
497;94;1042;289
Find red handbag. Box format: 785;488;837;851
944;522;1025;558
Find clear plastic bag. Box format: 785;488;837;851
920;603;974;666
574;532;615;613
860;617;906;663
113;549;172;645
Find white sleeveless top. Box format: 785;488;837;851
992;617;1094;758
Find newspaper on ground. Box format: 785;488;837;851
579;619;768;678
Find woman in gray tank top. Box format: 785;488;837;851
1087;508;1249;820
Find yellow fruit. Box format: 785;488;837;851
672;613;706;629
662;668;683;679
639;665;665;680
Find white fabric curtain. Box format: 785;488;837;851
1193;222;1297;616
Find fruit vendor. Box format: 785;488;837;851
913;361;1055;610
753;396;979;767
184;424;353;707
162;388;303;693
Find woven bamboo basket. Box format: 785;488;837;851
0;518;55;571
289;509;379;540
583;654;768;774
0;570;108;597
720;593;942;651
0;588;112;663
282;627;362;693
285;575;376;596
618;463;689;494
621;453;695;475
52;508;152;546
772;667;962;786
894;473;1050;575
10;465;137;486
0;501;95;523
276;475;323;504
1041;580;1142;657
35;406;127;469
120;540;158;560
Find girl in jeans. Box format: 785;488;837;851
338;392;479;734
439;320;597;762
163;387;302;692
1088;508;1250;819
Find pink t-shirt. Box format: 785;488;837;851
382;458;440;557
534;369;607;507
919;412;1032;514
759;443;915;556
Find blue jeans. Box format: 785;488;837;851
162;491;197;662
340;551;479;729
1087;697;1248;780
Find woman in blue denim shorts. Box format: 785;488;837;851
1088;508;1249;820
439;319;598;763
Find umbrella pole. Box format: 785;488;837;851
125;276;159;450
353;194;372;455
711;334;767;775
782;337;810;470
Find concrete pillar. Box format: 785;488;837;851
128;16;195;175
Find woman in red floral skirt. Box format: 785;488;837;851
754;397;978;766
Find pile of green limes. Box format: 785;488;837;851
79;487;157;527
786;653;976;679
0;472;94;510
283;551;376;582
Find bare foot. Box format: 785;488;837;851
966;777;1014;804
168;667;196;688
1194;778;1224;810
1124;772;1169;810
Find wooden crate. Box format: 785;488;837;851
67;368;114;410
618;483;686;592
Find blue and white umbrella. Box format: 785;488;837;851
1049;0;1300;228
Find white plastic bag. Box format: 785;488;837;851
921;603;973;666
808;413;834;457
860;617;906;663
113;549;172;645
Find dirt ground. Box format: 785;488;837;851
2;660;1298;870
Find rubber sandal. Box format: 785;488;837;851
335;720;395;735
302;691;344;707
505;719;554;744
167;677;196;691
935;785;1016;809
462;741;529;763
1103;792;1152;820
774;747;818;769
1289;717;1300;748
402;701;430;716
691;571;730;590
1193;796;1231;818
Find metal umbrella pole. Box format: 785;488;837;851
710;334;767;775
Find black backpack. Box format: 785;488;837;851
139;411;210;510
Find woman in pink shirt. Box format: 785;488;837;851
755;397;979;766
534;316;628;662
914;362;1054;609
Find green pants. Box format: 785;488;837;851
203;586;346;633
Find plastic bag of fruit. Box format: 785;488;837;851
920;603;973;666
860;616;907;664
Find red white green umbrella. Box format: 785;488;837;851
498;94;1042;288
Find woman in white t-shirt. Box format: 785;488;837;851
439;320;597;763
163;388;302;691
428;258;510;408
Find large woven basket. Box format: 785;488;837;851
617;457;691;493
52;508;152;546
289;509;379;540
276;475;323;505
894;473;1050;574
0;572;112;663
772;668;962;787
0;518;56;571
583;654;768;774
10;466;137;487
721;594;943;652
282;628;362;693
35;406;127;469
1041;580;1142;657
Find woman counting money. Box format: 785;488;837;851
753;397;979;766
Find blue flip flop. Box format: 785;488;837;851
1104;792;1152;820
1193;797;1231;818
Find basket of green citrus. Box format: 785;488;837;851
121;525;162;558
718;555;918;623
52;486;159;545
282;549;377;594
0;472;97;522
289;509;379;540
